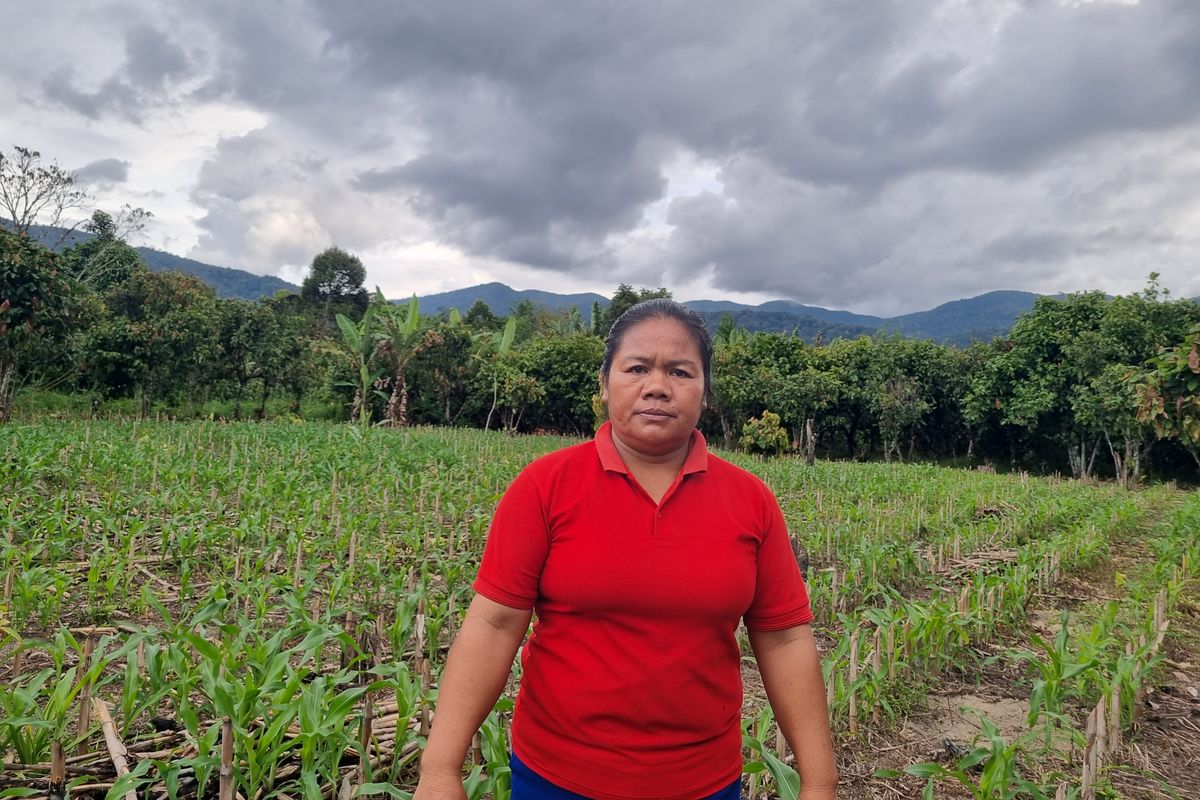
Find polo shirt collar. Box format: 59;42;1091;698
595;420;709;475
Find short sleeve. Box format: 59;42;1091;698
473;467;550;610
743;485;813;631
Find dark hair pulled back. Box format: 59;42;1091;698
601;299;713;401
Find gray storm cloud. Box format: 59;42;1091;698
40;23;192;121
74;158;131;187
21;0;1200;309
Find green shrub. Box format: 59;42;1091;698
741;410;789;456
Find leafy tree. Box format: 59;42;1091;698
599;284;671;337
258;298;318;416
741;411;789;456
1136;323;1200;471
90;271;220;415
517;333;606;434
965;293;1110;475
479;351;543;432
215;299;290;419
301;247;368;322
407;320;476;425
509;299;557;343
967;287;1199;475
710;338;760;448
823;336;883;459
762;364;841;464
61;208;150;290
714;313;738;346
0;146;89;240
463;299;498;331
0;229;75;420
874;374;930;462
553;306;585;336
1073;365;1154;485
589;301;604;336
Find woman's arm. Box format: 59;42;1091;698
413;593;533;800
748;624;839;800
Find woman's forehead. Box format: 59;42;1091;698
615;318;701;358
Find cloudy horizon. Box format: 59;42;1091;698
3;0;1199;315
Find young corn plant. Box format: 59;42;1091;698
879;716;1064;800
996;611;1097;732
743;706;800;800
464;700;515;800
0;667;79;763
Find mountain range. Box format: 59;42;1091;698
22;223;1046;345
415;282;1045;345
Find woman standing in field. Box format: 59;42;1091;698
414;300;838;800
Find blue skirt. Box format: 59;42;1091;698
509;753;742;800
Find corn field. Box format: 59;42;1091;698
2;421;1198;799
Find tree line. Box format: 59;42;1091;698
3;145;1200;482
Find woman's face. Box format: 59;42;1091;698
601;317;705;458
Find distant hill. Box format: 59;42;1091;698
415;281;608;319
415;284;1042;345
714;299;884;329
14;222;1046;342
134;248;298;301
21;224;299;300
881;290;1044;343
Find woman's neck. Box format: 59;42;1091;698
609;427;690;475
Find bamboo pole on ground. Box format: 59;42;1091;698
92;697;137;800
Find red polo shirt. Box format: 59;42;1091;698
473;422;813;800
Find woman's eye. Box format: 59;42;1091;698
671;369;692;378
629;365;647;374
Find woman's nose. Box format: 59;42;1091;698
642;370;670;397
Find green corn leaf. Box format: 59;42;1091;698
357;783;412;799
762;750;800;800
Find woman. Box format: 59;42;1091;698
414;300;838;800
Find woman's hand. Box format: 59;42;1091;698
748;625;839;795
412;767;467;800
412;595;530;800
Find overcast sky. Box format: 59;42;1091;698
3;0;1199;315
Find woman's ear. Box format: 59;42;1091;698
598;371;608;404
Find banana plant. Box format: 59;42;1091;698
480;317;516;431
375;292;424;427
315;302;384;427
